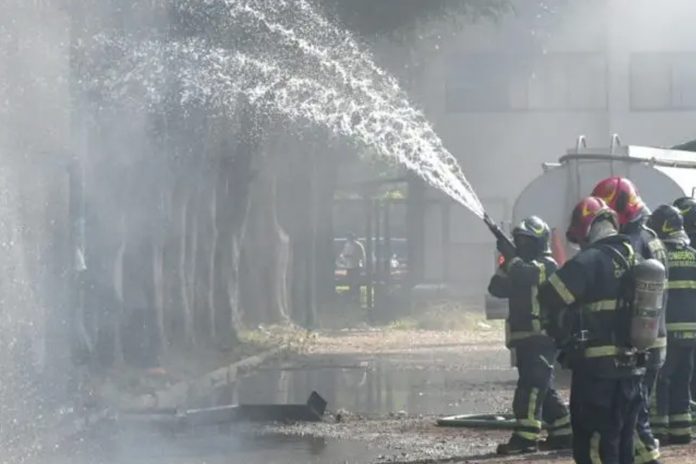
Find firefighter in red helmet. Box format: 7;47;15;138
593;177;667;464
539;197;645;464
591;177;648;227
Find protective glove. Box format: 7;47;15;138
496;237;516;260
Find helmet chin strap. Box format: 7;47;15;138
588;219;617;244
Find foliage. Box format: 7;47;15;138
240;326;317;354
318;0;513;39
389;301;504;331
673;139;696;152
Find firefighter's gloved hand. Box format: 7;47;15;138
496;238;516;260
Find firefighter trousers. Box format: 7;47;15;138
635;365;660;463
691;349;696;417
511;342;571;441
570;372;642;464
653;342;694;442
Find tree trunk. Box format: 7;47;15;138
311;138;339;309
160;183;178;349
277;135;313;327
209;101;259;347
241;151;291;327
183;187;199;347
206;175;219;343
152;231;167;356
173;180;196;347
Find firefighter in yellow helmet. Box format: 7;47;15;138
488;216;571;455
647;205;696;445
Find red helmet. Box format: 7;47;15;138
591;177;646;225
566;196;619;245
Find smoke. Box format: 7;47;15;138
0;2;78;461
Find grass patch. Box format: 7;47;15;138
239;324;316;354
387;317;419;331
389;301;504;332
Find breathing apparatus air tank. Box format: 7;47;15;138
630;258;666;351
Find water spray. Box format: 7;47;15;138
86;0;510;257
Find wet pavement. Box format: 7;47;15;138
33;330;568;463
235;348;517;417
42;426;384;464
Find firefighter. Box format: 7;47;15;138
593;177;667;463
539;197;645;464
488;216;572;455
674;197;696;246
673;197;696;405
648;205;696;445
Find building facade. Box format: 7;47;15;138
415;0;696;296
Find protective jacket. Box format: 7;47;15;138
623;220;668;365
488;255;557;347
664;241;696;344
488;254;570;445
651;240;696;443
538;235;644;378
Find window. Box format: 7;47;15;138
446;52;608;113
631;53;696;110
528;53;607;110
445;54;513;112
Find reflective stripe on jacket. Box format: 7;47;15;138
664;241;696;343
488;255;557;346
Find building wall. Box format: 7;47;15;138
417;0;696;296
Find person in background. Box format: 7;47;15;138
673;197;696;407
539;197;644;464
648;205;696;445
340;232;365;301
592;177;667;464
488;216;571;455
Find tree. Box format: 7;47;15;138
71;0;265;361
70;0;515;366
320;0;512;40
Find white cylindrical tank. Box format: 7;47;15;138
513;142;696;252
485;137;696;322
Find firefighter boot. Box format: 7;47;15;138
539;434;573;451
496;435;538;455
653;433;669;447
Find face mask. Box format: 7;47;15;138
514;235;539;261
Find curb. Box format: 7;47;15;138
119;346;289;412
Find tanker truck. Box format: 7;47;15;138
485;134;696;320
